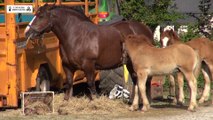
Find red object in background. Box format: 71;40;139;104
98;11;109;18
151;82;161;87
150;76;164;100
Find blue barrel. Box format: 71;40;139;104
0;14;34;23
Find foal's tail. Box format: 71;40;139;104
193;50;201;78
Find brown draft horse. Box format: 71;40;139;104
160;29;213;104
24;4;153;100
125;35;200;111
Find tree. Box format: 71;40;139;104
187;0;212;39
120;0;183;30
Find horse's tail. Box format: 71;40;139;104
193;50;201;78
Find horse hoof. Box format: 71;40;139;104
188;104;197;112
141;105;149;112
177;101;184;106
89;94;99;100
199;96;209;104
172;98;177;104
129;106;137;111
64;96;69;101
64;94;72;101
141;107;148;112
141;110;146;113
198;99;204;104
187;107;196;112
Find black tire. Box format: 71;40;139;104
99;66;132;95
36;66;50;91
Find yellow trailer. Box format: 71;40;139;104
0;0;99;107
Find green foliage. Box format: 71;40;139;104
179;23;202;43
15;0;33;2
120;0;183;29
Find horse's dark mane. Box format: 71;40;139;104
50;5;84;14
49;5;91;22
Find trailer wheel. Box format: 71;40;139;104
99;66;132;95
36;66;50;91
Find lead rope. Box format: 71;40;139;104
16;34;32;49
122;42;129;83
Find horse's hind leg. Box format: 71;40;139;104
184;72;198;111
63;65;74;100
199;67;211;103
204;62;213;104
137;70;150;112
82;60;97;100
168;75;177;104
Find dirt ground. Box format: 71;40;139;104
0;93;212;120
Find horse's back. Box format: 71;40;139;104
186;37;213;60
170;43;199;66
187;37;213;50
111;21;154;42
125;36;197;73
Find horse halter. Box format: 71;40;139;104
27;21;52;35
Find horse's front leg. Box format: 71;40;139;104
137;70;150;112
126;63;138;104
82;60;97;100
129;82;139;111
63;64;74;100
184;72;198;111
177;72;185;105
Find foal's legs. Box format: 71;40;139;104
126;63;140;110
208;64;213;104
63;65;74;100
168;75;177;103
176;73;185;104
199;67;211;103
129;85;139;111
183;72;198;111
195;60;213;104
137;71;150;112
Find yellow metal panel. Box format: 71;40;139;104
0;0;99;107
5;0;18;107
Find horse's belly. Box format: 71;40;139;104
96;56;121;69
149;64;178;75
96;47;122;69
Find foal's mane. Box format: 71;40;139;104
166;30;180;41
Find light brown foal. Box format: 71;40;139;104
125;35;200;112
160;29;213;104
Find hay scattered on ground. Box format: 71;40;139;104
23;93;54;115
54;94;130;115
24;101;51;115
